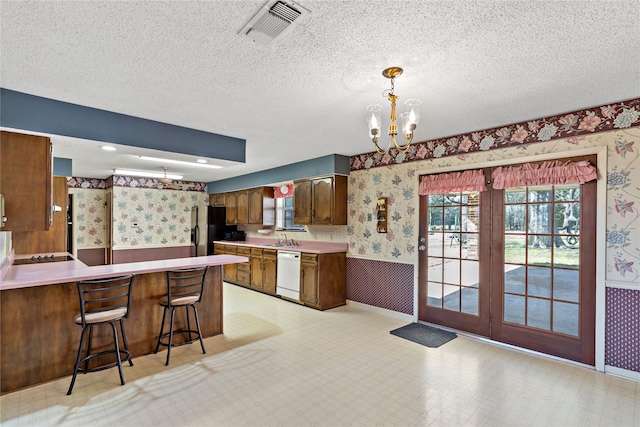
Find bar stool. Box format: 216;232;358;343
67;274;135;395
154;266;208;365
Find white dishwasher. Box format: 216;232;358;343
276;250;301;301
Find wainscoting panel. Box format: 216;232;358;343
76;248;106;266
605;287;640;373
346;257;413;315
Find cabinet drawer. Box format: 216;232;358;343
237;262;251;272
251;247;263;256
263;249;277;258
237;270;251;283
301;253;318;264
237;247;251;256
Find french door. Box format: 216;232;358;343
417;156;596;364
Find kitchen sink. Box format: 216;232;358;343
264;242;299;247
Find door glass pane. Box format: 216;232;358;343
428;194;444;206
504;294;525;325
428;259;443;282
461;260;479;286
528;205;552;234
554;185;580;201
443;284;460;310
527;297;551;330
444;206;460;231
461;287;479;315
428;233;443;257
428;207;443;229
553;301;579;336
504;264;525;294
554;239;579;268
505;205;526;232
427;282;443;307
464;233;479;260
443;260;460;284
527;239;552;266
504;235;526;264
529;189;552;203
553;269;579;302
528;266;551;298
505;188;526;204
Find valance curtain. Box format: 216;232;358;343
491;160;597;190
418;169;487;195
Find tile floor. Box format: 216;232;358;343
1;282;638;426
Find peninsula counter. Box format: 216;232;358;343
0;254;247;393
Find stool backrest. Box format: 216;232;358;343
76;275;135;326
166;267;208;305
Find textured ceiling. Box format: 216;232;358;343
1;0;639;183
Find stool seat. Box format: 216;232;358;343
159;294;200;306
154;267;208;365
67;274;135;396
74;307;127;324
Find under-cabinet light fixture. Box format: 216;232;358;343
138;156;222;168
101;145;117;151
113;169;183;180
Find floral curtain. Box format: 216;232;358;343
492;160;597;190
418;169;487;195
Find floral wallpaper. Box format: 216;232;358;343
111;186;208;249
351;98;640;171
348;126;640;286
68;177;209;251
68;187;107;248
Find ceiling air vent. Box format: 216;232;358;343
239;0;310;46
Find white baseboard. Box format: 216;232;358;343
605;365;640;383
345;300;413;322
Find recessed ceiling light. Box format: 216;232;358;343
114;169;183;180
138;156;222;168
101;146;117;151
196;159;207;164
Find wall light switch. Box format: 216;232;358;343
131;222;139;228
367;213;372;221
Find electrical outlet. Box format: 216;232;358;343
367;213;372;221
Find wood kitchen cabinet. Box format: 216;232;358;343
220;244;238;283
249;248;277;294
248;187;275;225
0;131;53;232
293;175;347;225
236;246;251;286
300;252;346;310
236;190;249;225
210;193;225;207
225;192;237;225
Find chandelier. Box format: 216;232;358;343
366;67;421;154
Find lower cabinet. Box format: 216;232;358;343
214;243;345;310
236;247;252;287
300;252;346;310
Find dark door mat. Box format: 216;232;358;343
390;323;457;348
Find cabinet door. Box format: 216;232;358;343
262;253;277;294
225;192;237;225
236;190;249;225
311;177;334;225
293;180;312;224
300;262;319;305
248;187;263;224
0;131;52;231
250;249;263;290
223;246;237;282
211;193;225;207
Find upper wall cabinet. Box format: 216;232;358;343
248;187;275;226
294;175;347;225
0;131;53;231
212;187;275;226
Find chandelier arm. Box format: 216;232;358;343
373;138;391;154
394;133;414;153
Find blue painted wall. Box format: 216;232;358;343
207;154;350;193
53;157;72;177
0;88;246;163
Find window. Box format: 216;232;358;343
276;197;305;231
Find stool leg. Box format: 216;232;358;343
154;306;168;354
192;305;206;355
185;305;193;342
110;321;125;386
166;307;177;366
67;326;89;395
119;319;133;367
84;324;94;373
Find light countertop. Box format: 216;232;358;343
215;238;347;254
0;253;248;291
